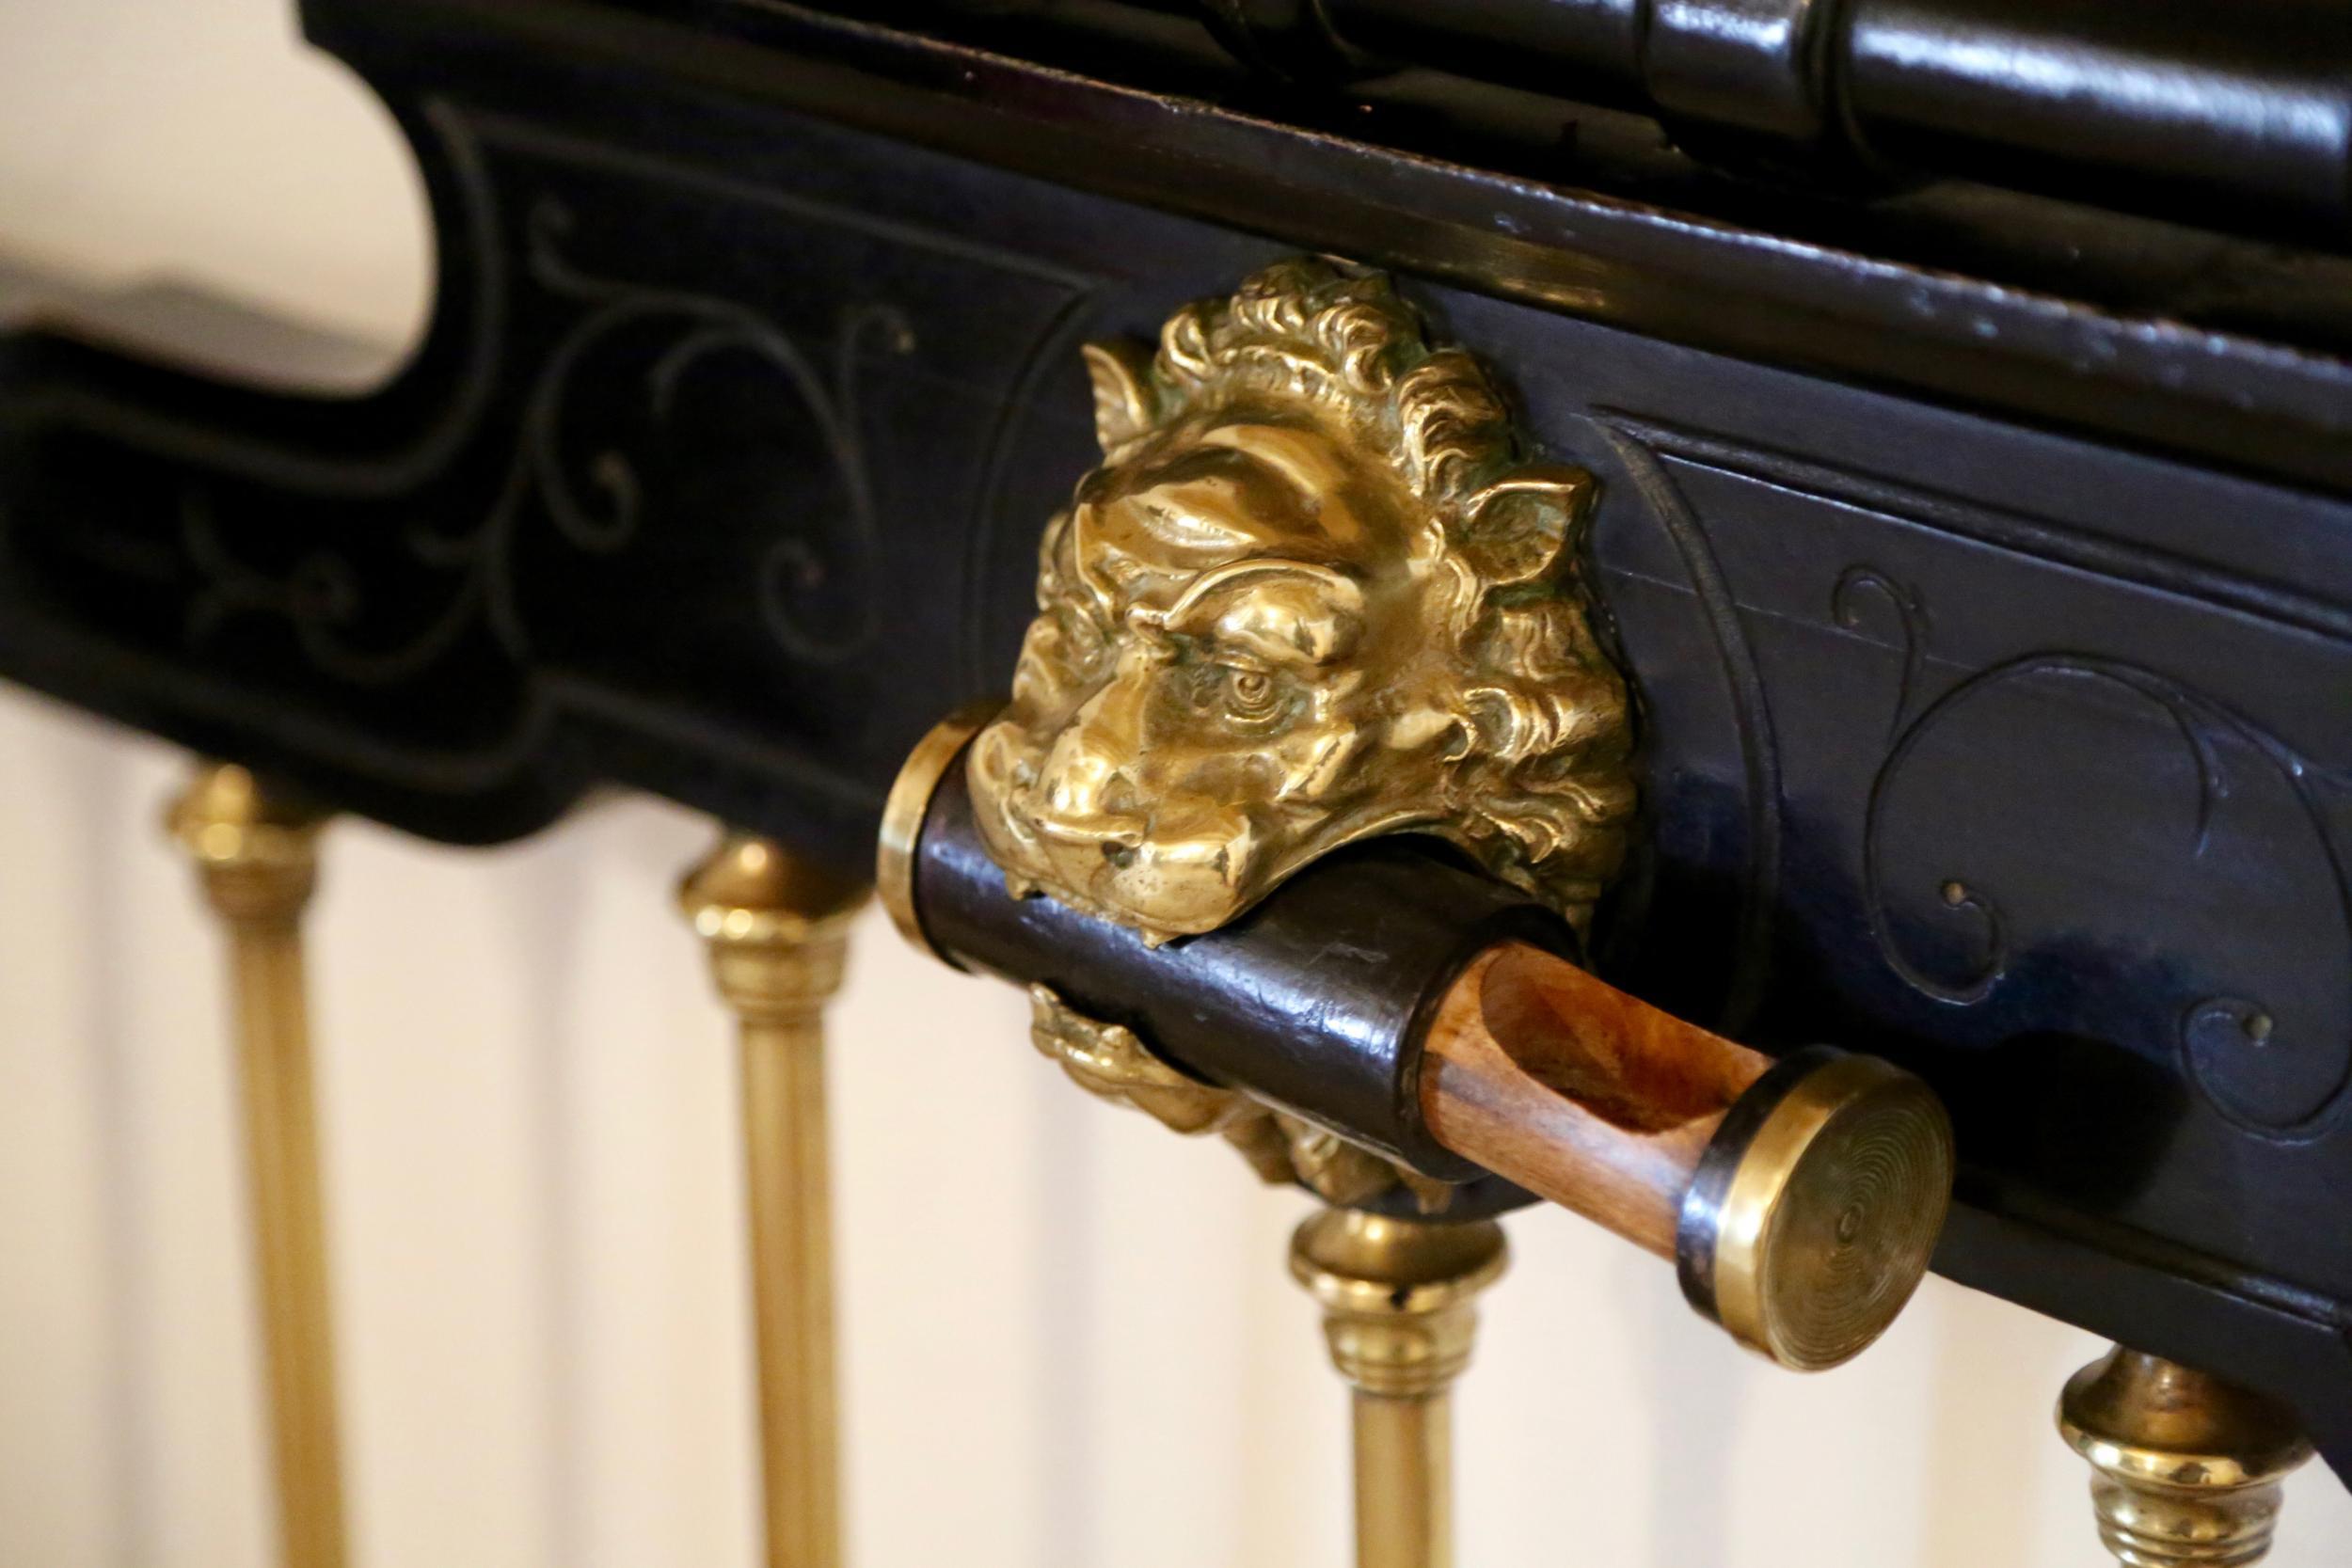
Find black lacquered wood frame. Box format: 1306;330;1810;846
2;0;2349;1484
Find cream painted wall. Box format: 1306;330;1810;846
0;3;2345;1564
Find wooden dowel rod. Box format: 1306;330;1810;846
1420;942;1773;1257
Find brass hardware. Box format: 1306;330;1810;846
2058;1346;2312;1567
166;764;346;1568
1028;986;1454;1210
966;259;1633;944
1697;1053;1953;1371
1291;1209;1507;1568
679;836;867;1568
1028;984;1260;1136
877;699;1004;961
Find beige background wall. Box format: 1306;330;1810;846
0;2;2344;1563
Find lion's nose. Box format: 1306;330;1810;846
1035;718;1142;818
1029;803;1145;850
1030;756;1148;849
1026;673;1157;849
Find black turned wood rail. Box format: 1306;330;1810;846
3;0;2350;1491
834;0;2352;245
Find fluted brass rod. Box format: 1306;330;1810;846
1351;1386;1453;1568
167;764;345;1568
680;836;866;1568
1292;1210;1506;1568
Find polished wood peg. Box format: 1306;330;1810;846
1421;943;1952;1370
2059;1346;2312;1566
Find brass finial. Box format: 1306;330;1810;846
679;834;866;1021
1291;1210;1507;1398
1292;1210;1506;1568
166;761;326;925
2058;1346;2312;1567
166;762;345;1568
678;834;866;1568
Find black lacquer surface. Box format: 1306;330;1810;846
3;0;2350;1484
914;758;1566;1213
852;0;2352;243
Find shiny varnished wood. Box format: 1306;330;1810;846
1421;942;1770;1258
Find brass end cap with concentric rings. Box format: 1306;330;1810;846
1677;1048;1955;1371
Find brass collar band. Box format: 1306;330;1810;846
1677;1048;1954;1371
875;701;1003;966
880;721;1568;1221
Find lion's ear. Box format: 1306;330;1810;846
1082;340;1157;453
1456;465;1594;588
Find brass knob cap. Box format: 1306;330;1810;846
1677;1050;1955;1370
165;762;327;924
1289;1209;1508;1399
2058;1347;2311;1567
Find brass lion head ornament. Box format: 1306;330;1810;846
969;260;1633;942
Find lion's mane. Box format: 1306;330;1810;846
1060;259;1633;929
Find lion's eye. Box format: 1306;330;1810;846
1176;661;1290;726
1215;665;1288;724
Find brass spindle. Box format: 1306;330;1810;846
167;763;345;1568
2059;1345;2312;1567
1291;1209;1507;1568
680;836;866;1568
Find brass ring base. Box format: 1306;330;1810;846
2059;1347;2312;1567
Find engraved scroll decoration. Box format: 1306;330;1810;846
182;196;913;684
1591;415;2352;1147
1854;613;2352;1142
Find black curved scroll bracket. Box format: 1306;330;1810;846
0;13;1105;864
